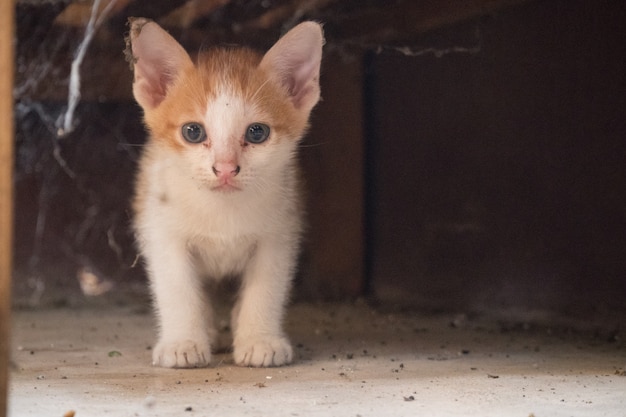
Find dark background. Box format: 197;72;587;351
12;0;626;317
366;0;626;315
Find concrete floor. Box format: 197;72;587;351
8;303;626;417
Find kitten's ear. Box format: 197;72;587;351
260;22;324;112
125;18;193;110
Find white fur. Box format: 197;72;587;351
135;92;302;368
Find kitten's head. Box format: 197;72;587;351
126;18;323;193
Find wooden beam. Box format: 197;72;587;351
237;0;338;31
300;51;365;298
0;0;15;415
53;0;133;27
159;0;231;29
17;0;534;102
106;0;191;32
323;0;532;45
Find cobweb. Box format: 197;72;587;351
14;0;138;305
57;0;119;137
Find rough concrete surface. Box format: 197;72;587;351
8;303;626;416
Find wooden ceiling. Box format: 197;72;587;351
15;0;530;101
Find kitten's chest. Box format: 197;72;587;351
188;234;256;278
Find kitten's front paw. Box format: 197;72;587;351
233;336;293;367
152;339;211;368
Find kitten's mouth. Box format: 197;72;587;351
210;182;242;192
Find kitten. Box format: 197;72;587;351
125;18;323;368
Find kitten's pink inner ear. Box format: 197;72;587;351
260;22;324;112
130;19;193;110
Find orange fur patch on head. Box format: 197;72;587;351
143;62;207;152
142;47;308;153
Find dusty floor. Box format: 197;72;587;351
8;302;626;417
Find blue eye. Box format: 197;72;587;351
182;122;206;143
245;123;270;144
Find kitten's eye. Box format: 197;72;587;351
181;123;207;143
245;123;270;144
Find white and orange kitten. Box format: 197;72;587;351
126;18;323;368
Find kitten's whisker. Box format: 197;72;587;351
298;141;328;148
118;143;147;148
249;78;271;103
197;36;212;55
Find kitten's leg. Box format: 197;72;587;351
144;237;214;368
232;239;295;367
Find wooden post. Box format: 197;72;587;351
0;1;15;416
300;51;366;298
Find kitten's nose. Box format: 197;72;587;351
212;162;241;178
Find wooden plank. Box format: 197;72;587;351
18;0;534;102
0;0;15;415
324;0;532;45
159;0;231;29
53;0;133;27
106;0;191;31
299;51;365;298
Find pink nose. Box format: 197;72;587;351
212;162;241;179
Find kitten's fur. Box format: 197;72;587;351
126;18;323;368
